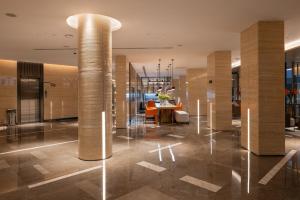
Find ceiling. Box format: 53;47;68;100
1;0;300;77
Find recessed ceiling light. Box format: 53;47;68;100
5;13;17;17
64;34;73;38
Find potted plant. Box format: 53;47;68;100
158;93;170;105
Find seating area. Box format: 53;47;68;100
145;100;189;124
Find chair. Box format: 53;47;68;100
175;110;189;123
175;102;183;110
145;100;158;124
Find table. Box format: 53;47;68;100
155;103;177;124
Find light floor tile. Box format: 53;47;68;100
180;175;222;192
136;161;166;172
33;164;49;175
258;150;297;185
167;134;184;139
28;165;102;189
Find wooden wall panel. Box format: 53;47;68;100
0;60;17;124
44;64;78;120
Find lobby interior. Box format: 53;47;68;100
1;0;300;199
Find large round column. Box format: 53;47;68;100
67;14;121;160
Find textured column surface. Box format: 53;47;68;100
115;55;128;129
178;75;187;111
207;51;232;130
187;68;207;116
172;79;180;101
78;15;112;160
240;21;285;155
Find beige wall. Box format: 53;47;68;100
44;64;78;120
207;51;232;130
0;60;17;124
240;21;285;155
187;68;207;116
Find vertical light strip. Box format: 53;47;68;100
102;111;106;200
247;108;250;151
197;99;200;134
158;144;162;162
210;102;213;155
247;108;250;194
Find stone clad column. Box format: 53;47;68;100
240;21;285;155
115;55;128;129
178;75;187;111
207;51;232;130
67;14;121;160
187;68;207;116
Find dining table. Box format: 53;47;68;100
155;103;177;124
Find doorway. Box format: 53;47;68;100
17;62;44;124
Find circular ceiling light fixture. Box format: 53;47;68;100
66;13;121;31
5;13;17;17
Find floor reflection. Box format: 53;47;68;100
0;117;299;200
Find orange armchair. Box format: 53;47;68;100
145;100;158;124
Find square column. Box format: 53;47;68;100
240;21;285;155
187;68;207;116
178;75;188;111
115;55;128;129
207;51;232;130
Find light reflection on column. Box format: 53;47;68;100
102;111;106;200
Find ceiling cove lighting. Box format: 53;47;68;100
66;13;121;31
231;60;241;68
232;38;300;68
285;39;300;51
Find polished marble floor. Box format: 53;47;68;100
0;117;299;200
